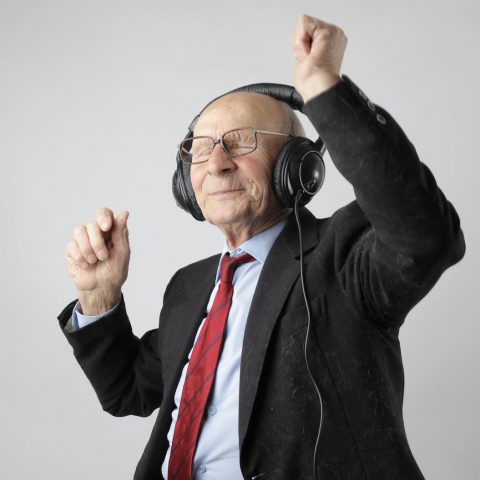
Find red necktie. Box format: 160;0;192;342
168;252;255;480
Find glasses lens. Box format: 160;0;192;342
223;128;256;156
180;137;213;164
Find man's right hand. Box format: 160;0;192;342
64;207;131;315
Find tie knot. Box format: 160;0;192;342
220;252;255;283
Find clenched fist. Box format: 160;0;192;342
64;208;130;315
292;15;348;102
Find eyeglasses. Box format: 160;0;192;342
178;127;292;164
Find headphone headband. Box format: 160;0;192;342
208;83;305;113
187;83;305;134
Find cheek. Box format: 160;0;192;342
248;158;275;195
252;172;272;196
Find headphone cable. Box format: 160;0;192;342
294;191;324;480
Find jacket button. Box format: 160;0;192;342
358;88;368;100
367;100;375;111
376;113;387;124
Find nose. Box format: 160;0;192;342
207;142;237;176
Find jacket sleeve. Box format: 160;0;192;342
57;271;179;417
303;74;466;329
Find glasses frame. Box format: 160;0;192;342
178;127;293;165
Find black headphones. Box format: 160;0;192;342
172;83;327;221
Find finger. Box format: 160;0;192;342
96;207;115;232
301;14;332;34
292;16;311;60
294;15;336;60
292;15;322;58
73;225;98;264
123;217;130;245
65;239;89;270
311;25;346;61
86;221;109;261
111;210;130;247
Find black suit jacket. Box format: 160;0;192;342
58;75;465;479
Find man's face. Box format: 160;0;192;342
190;93;289;232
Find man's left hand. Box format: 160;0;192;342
292;15;348;103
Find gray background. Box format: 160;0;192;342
1;0;478;478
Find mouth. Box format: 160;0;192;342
209;188;244;197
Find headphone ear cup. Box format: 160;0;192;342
172;157;205;221
273;139;297;208
273;137;325;208
182;162;205;221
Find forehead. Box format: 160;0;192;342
193;92;285;136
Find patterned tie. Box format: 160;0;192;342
168;252;256;480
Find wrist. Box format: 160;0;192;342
297;73;341;103
77;288;122;316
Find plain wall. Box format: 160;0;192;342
0;0;478;478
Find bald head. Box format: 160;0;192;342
194;91;305;138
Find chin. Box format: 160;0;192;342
202;203;251;227
204;211;244;226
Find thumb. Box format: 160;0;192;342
111;210;129;246
293;15;321;61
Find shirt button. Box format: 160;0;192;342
367;100;375;111
207;406;217;415
198;465;207;474
376;113;387;124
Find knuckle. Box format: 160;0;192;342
77;236;93;252
71;251;82;262
79;246;94;257
66;241;80;260
86;223;105;250
73;225;85;236
316;28;330;39
299;15;311;29
96;208;112;223
92;239;106;252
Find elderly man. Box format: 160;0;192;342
58;15;465;480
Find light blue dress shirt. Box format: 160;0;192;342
72;219;287;479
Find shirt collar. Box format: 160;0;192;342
215;219;288;283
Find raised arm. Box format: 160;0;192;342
292;15;465;328
60;208;163;417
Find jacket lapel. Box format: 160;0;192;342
162;255;220;397
238;207;319;450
